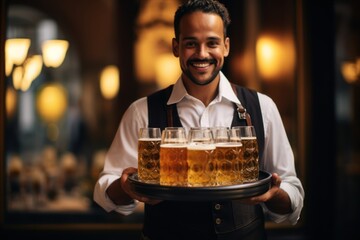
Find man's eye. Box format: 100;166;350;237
208;41;219;48
185;42;196;47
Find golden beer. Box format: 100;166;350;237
241;137;259;182
138;138;161;183
215;142;243;185
160;144;188;186
187;144;216;187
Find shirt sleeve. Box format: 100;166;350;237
258;93;305;225
93;97;148;215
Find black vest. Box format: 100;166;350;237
144;84;267;240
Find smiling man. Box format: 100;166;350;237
94;1;304;239
174;10;229;84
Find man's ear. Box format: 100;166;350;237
224;37;230;57
172;38;179;57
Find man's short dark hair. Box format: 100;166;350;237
174;0;231;40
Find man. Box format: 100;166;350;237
94;0;304;239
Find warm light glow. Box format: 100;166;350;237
21;55;43;91
6;87;17;119
155;53;182;88
100;65;120;99
5;38;31;66
12;66;24;90
5;56;14;77
36;84;68;123
135;26;174;83
42;40;69;68
341;61;358;83
11;56;43;91
356;58;360;75
256;35;295;80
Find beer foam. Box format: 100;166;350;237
160;143;187;148
215;142;242;148
241;136;257;140
187;144;216;150
139;138;161;141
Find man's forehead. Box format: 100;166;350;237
178;12;224;39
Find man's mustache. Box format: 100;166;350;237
188;58;217;64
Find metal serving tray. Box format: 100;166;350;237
128;171;272;201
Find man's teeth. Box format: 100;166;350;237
192;62;210;67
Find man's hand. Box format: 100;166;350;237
240;173;292;214
120;167;162;205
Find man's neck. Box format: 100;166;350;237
182;76;220;106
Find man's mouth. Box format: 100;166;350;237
192;62;211;68
189;59;216;69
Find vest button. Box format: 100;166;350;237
214;204;221;210
215;218;222;225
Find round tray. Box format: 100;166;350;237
128;170;272;201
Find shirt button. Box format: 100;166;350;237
214;204;221;210
215;218;222;225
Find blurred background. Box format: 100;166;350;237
0;0;359;239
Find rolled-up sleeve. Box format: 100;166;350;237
258;93;305;225
93;98;148;215
94;173;138;215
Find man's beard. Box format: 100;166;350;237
182;59;222;86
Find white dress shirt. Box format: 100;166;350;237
93;72;304;225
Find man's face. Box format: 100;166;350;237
172;11;230;86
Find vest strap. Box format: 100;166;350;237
231;84;253;126
166;105;174;127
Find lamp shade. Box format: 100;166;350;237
5;38;31;66
12;66;24;90
21;55;43;91
42;40;69;68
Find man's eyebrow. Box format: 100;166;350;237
182;36;197;41
207;36;221;41
181;36;222;41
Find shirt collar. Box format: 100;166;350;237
167;71;241;105
218;71;241;105
167;77;188;105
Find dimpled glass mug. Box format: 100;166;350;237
137;127;161;183
159;127;188;186
214;128;244;185
232;126;259;182
187;127;216;187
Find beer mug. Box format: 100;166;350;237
214;128;243;185
212;127;229;143
232;126;259;182
137;128;161;183
187;127;216;186
160;127;188;186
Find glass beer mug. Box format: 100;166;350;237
187;127;216;187
137;127;161;183
214;128;243;185
159;127;188;186
232;126;259;182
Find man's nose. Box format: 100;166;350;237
196;44;209;58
